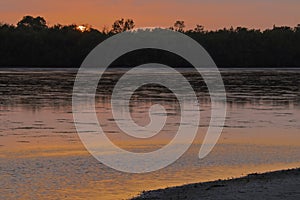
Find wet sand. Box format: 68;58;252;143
132;168;300;200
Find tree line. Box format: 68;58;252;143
0;16;300;68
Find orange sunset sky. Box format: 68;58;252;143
0;0;299;30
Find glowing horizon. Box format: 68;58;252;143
0;0;299;31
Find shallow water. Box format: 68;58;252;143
1;68;300;199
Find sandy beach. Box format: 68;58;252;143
132;168;300;200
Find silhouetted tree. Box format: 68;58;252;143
295;24;300;32
17;16;47;30
111;18;135;33
0;16;300;68
174;20;185;32
194;24;205;33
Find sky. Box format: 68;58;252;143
0;0;299;31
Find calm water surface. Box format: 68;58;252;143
0;68;300;199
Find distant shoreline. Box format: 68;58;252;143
1;18;300;68
132;168;300;200
1;66;300;69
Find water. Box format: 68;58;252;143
1;68;300;199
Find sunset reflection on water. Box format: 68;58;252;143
1;68;300;199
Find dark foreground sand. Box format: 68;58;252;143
132;168;300;200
